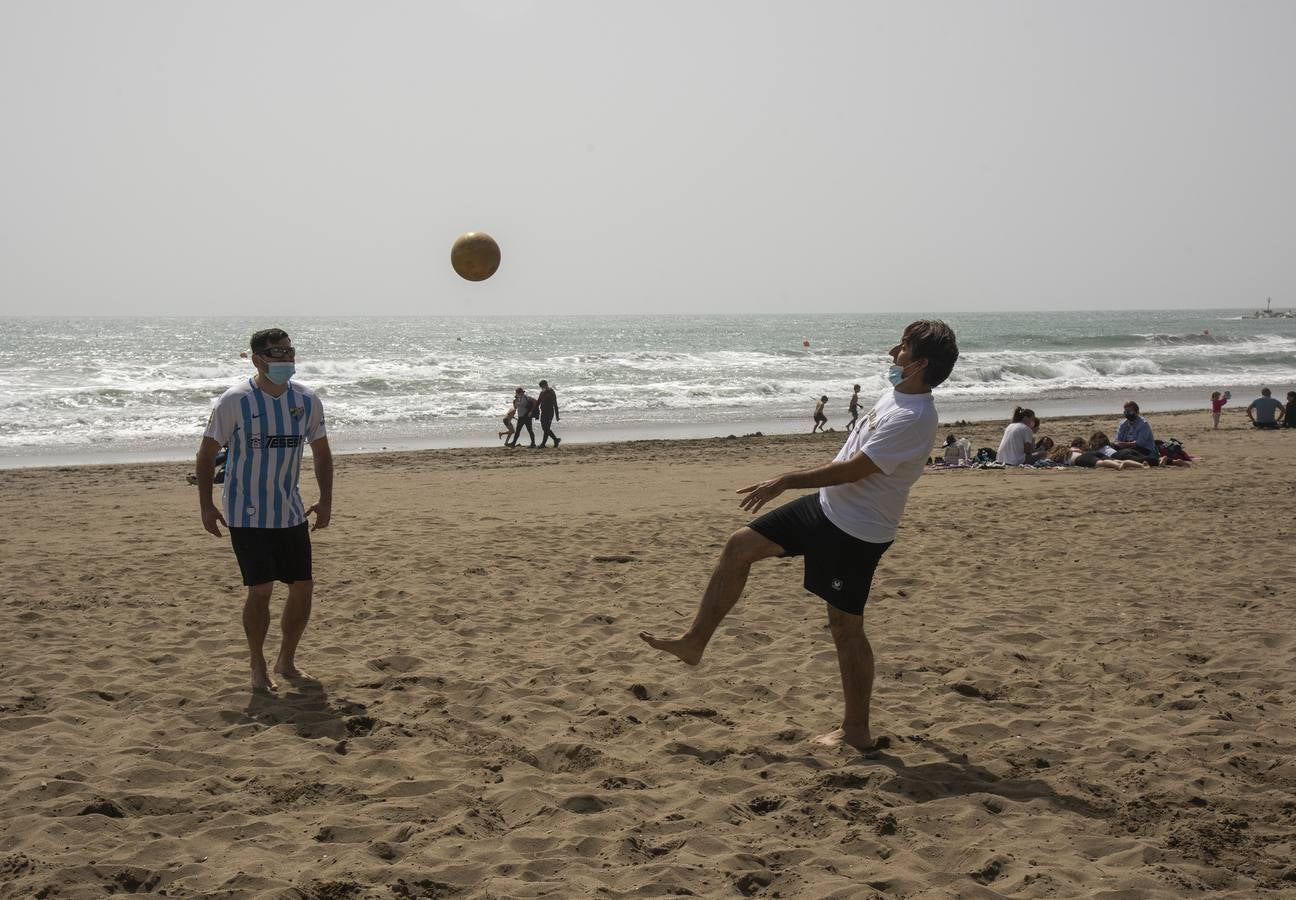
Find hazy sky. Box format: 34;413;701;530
2;1;1293;316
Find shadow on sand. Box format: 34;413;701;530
849;737;1110;818
233;678;371;741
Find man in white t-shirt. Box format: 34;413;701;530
196;328;333;692
640;320;959;751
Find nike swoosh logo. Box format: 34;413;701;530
250;413;260;418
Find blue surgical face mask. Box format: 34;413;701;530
267;362;295;385
887;364;907;387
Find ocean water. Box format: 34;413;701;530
2;310;1294;467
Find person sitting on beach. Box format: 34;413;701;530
187;444;228;485
1284;391;1296;428
639;320;959;751
812;396;829;433
940;433;959;464
1247;388;1284;430
1157;438;1193;467
1111;401;1159;466
995;406;1036;465
1029;435;1055;464
847;385;861;431
499;403;516;443
1210;390;1230;430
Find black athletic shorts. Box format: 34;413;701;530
748;493;891;616
229;523;313;587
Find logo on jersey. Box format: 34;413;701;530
250;435;304;449
290;406;305;419
831;578;844;591
865;410;878;431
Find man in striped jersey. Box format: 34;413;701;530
196;328;333;692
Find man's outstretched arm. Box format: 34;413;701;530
738;452;882;513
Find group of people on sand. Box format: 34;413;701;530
986;401;1190;470
812;384;864;433
196;321;962;751
1212;387;1296;430
499;381;561;448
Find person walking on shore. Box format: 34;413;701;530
847;385;861;431
508;387;537;448
196;328;332;693
639;320;958;751
812;396;829;433
537;379;562;448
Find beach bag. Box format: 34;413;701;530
976;447;997;463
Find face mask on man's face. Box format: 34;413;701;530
266;362;295;385
1124;410;1139;421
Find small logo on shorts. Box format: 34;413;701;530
831;578;844;591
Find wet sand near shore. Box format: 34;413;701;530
1;408;1294;897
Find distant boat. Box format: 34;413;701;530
1243;297;1296;319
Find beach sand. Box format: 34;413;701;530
2;408;1294;898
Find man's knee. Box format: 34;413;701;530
826;604;865;640
288;579;314;598
722;527;781;566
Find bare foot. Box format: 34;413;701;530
638;631;703;666
251;667;279;692
811;726;875;751
273;663;312;680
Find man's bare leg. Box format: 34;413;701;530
273;579;313;679
243;583;278;692
812;605;876;750
639;528;783;665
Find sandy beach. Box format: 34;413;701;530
2;407;1294;898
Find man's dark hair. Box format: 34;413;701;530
1261;387;1271;396
539;380;548;388
1124;400;1140;414
250;328;290;352
903;320;959;387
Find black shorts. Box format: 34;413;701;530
229;523;313;587
748;494;891;616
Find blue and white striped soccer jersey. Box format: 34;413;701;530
204;379;326;529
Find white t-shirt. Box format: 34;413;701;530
818;388;938;543
996;421;1033;466
204;378;327;529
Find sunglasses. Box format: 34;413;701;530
257;347;296;359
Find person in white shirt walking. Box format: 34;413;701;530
639;320;958;751
196;328;333;692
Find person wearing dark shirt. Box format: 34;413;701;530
1247;388;1284;429
1284;391;1296;428
537;380;561;448
508;387;537;448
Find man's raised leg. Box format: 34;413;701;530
243;583;277;691
813;605;876;750
639;527;783;665
274;579;313;680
